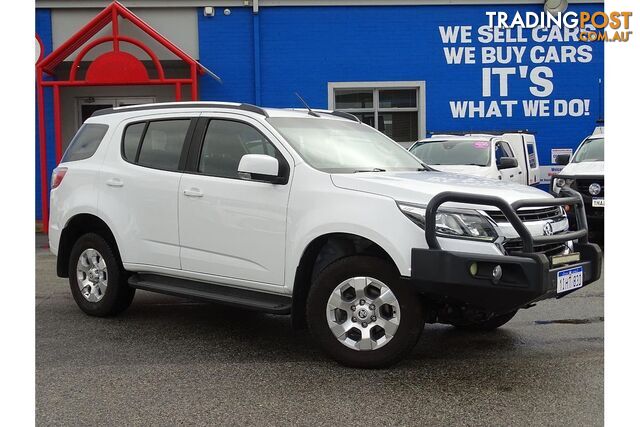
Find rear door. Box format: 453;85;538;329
98;113;197;269
178;113;293;288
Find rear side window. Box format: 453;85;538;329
122;120;191;171
527;143;538;168
61;123;108;162
122;122;145;162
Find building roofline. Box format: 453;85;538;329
36;0;604;9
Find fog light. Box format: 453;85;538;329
469;262;478;277
492;265;503;284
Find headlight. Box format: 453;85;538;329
397;203;499;242
552;177;574;195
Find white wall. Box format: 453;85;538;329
51;8;199;61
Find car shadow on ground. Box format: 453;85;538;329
48;291;540;368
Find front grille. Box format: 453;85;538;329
486;206;563;223
503;240;568;257
576;178;605;197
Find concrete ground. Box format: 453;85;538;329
36;236;603;426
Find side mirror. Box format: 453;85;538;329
238;154;285;184
498;157;518;170
555;154;571;165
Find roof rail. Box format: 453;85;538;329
426;129;535;136
289;108;361;123
325;110;360;123
91;102;270;118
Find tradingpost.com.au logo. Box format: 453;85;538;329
487;10;633;42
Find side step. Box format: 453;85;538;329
128;273;292;314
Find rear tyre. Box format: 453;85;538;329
68;233;135;317
307;256;424;368
452;310;518;331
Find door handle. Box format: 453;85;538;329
106;178;123;188
183;188;203;198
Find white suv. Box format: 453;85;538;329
49;102;602;368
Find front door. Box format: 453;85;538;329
495;141;522;183
178;114;293;287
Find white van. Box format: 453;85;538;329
409;132;541;186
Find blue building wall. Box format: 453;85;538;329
36;8;54;220
199;3;604;166
35;3;604;220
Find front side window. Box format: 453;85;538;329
573;138;604;163
495;141;514;162
268;117;424;173
410;139;490;167
125;120;190;171
332;85;421;143
61;123;109;162
199;120;281;179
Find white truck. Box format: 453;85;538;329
551;130;604;243
49;103;601;368
409;132;541;186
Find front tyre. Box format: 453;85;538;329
68;233;135;317
307;256;424;368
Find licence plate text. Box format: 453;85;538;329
557;266;584;294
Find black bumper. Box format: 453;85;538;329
410;243;602;314
552;174;604;233
409;188;603;314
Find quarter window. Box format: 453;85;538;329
199;120;281;179
61;123;108;162
527;143;538;168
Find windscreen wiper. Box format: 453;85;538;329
354;168;386;173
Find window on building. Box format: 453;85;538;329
61;123;109;162
330;83;424;143
136;120;191;171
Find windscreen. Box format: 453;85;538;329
573;138;604;163
410;139;491;166
267;117;424;173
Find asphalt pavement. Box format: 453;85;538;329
36;235;604;426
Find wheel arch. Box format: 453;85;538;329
291;232;399;330
56;213;122;278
